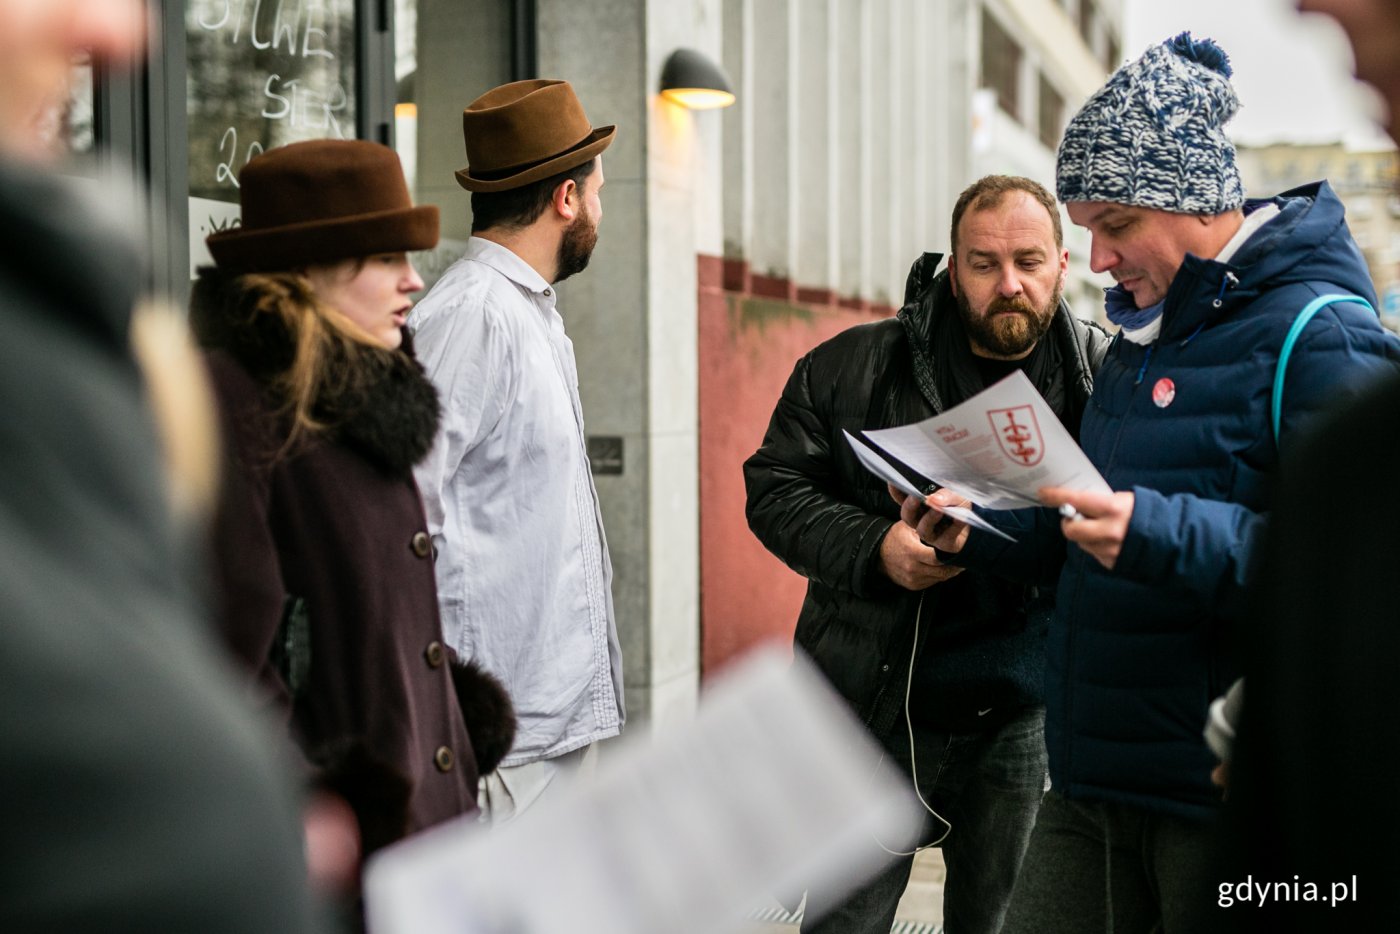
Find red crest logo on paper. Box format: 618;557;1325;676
1152;377;1176;408
988;405;1044;467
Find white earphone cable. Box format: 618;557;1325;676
873;591;952;857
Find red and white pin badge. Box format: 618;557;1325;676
1152;377;1176;408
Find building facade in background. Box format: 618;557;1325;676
1237;141;1400;331
78;0;1121;735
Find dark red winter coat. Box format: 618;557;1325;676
192;271;515;855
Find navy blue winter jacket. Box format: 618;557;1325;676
959;181;1400;819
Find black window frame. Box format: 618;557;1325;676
93;0;535;304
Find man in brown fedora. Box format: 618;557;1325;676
412;78;624;823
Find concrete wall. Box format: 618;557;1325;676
641;0;719;722
535;0;724;734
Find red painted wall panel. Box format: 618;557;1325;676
698;255;894;678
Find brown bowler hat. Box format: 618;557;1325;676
207;139;439;273
455;79;615;193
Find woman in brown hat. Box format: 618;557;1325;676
191;139;515;876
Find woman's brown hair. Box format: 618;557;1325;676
190;264;387;455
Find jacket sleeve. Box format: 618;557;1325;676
1115;299;1400;620
1115;487;1266;621
743;353;895;598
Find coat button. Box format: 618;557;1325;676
411;531;432;558
425;641;445;669
434;746;454;772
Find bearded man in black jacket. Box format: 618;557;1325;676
744;175;1108;934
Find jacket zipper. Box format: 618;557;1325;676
1062;336;1142;786
865;590;925;733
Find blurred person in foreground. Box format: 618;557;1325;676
193;139;515;874
912;32;1400;932
1219;1;1400;929
0;1;318;931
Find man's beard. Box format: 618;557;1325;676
554;205;599;284
953;273;1060;358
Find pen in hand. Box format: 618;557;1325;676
1059;503;1084;522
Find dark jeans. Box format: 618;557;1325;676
1000;790;1219;934
802;707;1048;934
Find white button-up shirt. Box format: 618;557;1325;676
411;237;624;767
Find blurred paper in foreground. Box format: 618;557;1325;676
364;646;920;934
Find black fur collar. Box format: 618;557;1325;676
190;270;441;474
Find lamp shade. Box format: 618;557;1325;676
659;48;736;110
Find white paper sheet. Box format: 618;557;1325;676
862;370;1110;511
364;647;923;934
843;430;1015;542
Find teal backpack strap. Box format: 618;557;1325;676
1272;293;1377;443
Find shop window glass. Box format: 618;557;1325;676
185;0;358;276
395;0;515;290
67;58;96;164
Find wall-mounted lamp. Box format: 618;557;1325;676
660;48;736;110
395;70;417;120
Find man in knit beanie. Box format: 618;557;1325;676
908;32;1400;932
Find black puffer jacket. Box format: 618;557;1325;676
744;253;1108;742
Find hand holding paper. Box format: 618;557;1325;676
844;431;1014;543
878;519;966;591
910;488;975;555
1038;486;1136;571
846;371;1110;533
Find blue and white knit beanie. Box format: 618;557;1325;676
1056;32;1244;214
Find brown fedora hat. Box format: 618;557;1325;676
207;139;439;273
455;79;615;193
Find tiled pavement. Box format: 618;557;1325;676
743;849;945;933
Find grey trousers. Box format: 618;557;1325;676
1000;790;1220;934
